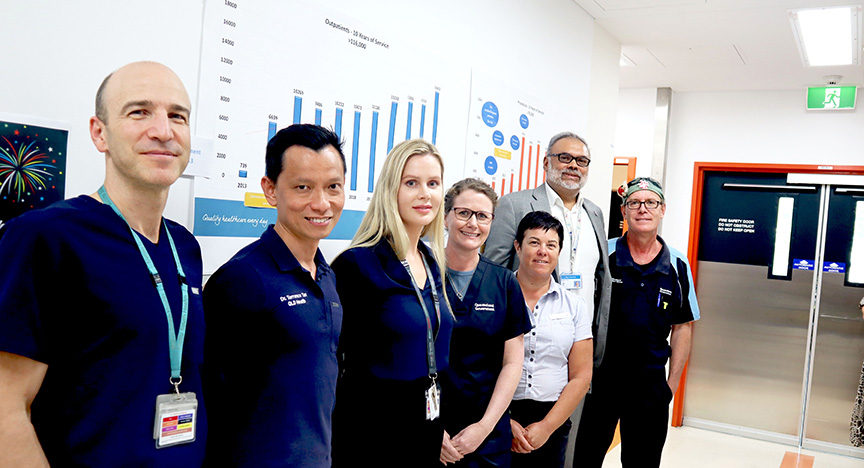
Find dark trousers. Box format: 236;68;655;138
510;399;572;468
453;450;511;468
332;374;444;468
572;369;672;468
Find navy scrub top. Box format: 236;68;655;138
442;255;533;455
0;196;207;467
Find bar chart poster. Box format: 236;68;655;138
464;74;558;197
194;0;468;240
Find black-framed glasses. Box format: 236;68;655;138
451;207;494;225
624;199;662;210
548;152;591;167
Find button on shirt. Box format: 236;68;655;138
544;184;601;315
514;277;592;402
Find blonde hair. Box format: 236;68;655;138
351;139;448;276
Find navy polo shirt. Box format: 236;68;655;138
0;196;207;467
441;255;532;455
331;239;452;381
603;235;700;372
203;225;341;467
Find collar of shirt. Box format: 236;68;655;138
614;233;672;276
261;225;331;281
544;183;581;215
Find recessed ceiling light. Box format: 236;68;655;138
790;6;860;66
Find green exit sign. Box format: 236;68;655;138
807;86;857;110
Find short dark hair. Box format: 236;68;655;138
515;211;564;249
95;71;114;122
265;124;345;180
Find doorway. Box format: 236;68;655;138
683;165;864;458
608;157;636;238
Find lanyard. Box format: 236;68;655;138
97;186;189;391
400;253;441;378
561;196;584;271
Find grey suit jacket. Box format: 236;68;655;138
484;183;611;368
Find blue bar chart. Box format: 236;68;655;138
387;101;398;153
368;111;379;193
350;111;361;191
268;121;277;142
293;96;302;124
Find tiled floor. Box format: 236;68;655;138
600;426;864;468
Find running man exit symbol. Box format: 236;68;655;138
824;88;841;108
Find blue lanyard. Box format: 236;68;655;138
401;253;441;378
97;186;189;389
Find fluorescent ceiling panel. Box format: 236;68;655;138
791;6;858;66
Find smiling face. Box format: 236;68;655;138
622;189;666;236
445;189;495;254
90;62;192;191
397;153;443;235
515;227;561;280
544;137;589;193
262;144;345;252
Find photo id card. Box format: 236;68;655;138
153;392;198;448
561;273;582;291
425;381;441;421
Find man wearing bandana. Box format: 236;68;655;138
571;177;700;468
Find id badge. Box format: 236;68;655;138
153;392;198;448
561;273;582;291
425;381;441;421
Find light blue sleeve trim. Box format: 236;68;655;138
668;246;700;321
608;237;619;256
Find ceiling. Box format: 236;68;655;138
572;0;864;91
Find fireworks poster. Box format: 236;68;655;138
0;114;68;226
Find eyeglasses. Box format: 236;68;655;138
451;207;494;225
548;153;591;167
624;199;662;210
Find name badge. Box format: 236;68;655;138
425;381;441;421
561;273;582;290
154;392;198;448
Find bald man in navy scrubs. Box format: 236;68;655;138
0;61;208;466
203;124;346;467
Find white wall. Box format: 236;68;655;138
2;0;620;265
0;0;205;225
585;24;622;221
614;88;659;178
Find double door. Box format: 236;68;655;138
684;171;864;458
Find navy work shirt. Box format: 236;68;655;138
203;225;342;467
331;239;452;381
0;196;207;466
603;235;700;373
441;255;532;455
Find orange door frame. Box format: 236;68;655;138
672;161;864;427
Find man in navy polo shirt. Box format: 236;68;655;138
572;177;699;468
203;124;345;467
0;61;207;466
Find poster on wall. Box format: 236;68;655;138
194;0;469;243
0;113;68;227
463;73;562;197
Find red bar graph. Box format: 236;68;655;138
518;137;526;191
534;144;541;188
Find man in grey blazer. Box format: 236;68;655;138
485;131;611;371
